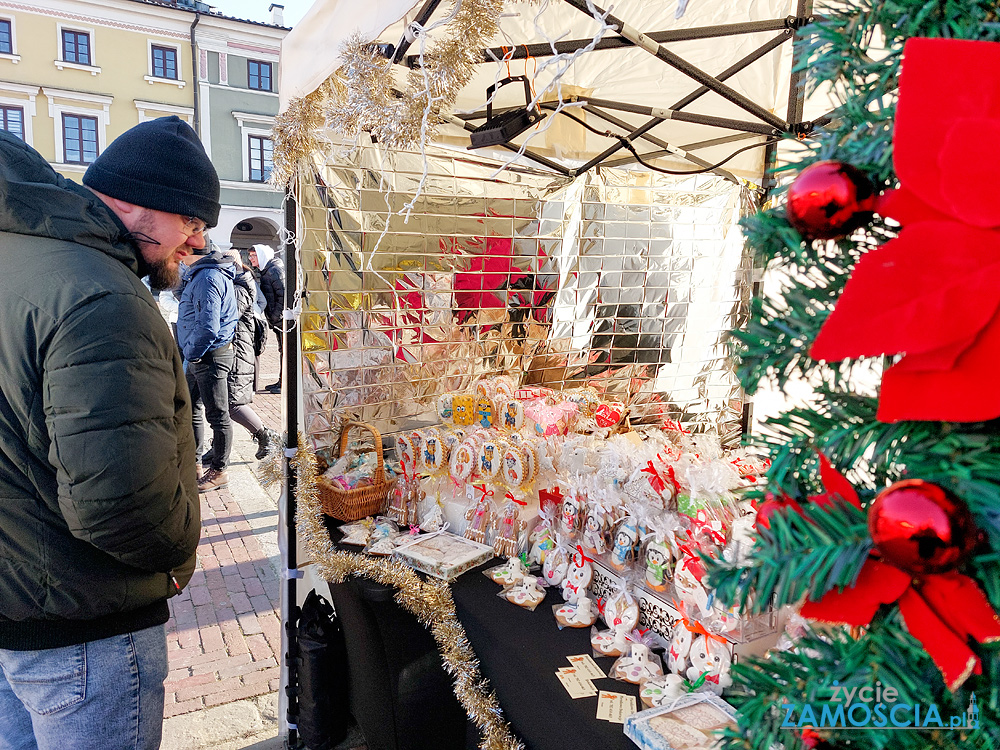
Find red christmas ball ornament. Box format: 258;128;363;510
754;493;804;532
868;479;978;574
786;160;876;240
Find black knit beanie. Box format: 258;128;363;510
83;115;221;227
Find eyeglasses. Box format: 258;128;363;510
182;216;208;236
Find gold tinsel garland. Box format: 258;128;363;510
260;435;524;750
272;0;512;187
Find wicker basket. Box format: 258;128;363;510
316;421;394;522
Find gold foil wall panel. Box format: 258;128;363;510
296;139;754;452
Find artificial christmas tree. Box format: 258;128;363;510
706;2;1000;748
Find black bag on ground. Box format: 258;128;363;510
297;589;350;749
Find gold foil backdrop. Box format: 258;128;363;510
295;138;756;452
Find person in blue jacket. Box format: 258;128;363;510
177;245;238;492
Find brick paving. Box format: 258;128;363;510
164;344;285;719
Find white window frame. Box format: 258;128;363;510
0;81;37;144
146;39;185;88
233;111;275;183
43;88;112;170
0;15;20;64
134;100;193;124
55;22;100;74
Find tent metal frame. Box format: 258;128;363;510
386;0;816;177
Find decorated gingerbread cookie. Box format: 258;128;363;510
501;399;524;431
554;596;597;628
494;376;516;399
504;575;545;608
437;393;455;423
476;395;496;429
541;544;570;587
613;643;663;684
560;552;593;604
450;442;476;482
421;428;448;472
603;590;640;631
452;393;476;426
503;444;527;487
489;557;527;586
478;439;501;478
396;433;416;470
639;674;687;708
591;625;631;657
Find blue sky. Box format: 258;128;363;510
207;0;313;28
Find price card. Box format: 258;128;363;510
596;691;637;724
555;668;597;699
566;654;606;680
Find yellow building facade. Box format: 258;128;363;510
0;0;197;181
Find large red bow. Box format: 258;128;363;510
797;459;1000;689
801;560;1000;690
810;38;1000;422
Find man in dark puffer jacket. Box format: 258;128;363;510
0;116;211;749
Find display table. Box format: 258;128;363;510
451;561;640;750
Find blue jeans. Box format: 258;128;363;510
0;625;167;750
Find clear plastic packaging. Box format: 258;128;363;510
591;624;632;658
338;518;374;546
499;574;546;610
612;639;664;684
553;595;598;628
483;557;528;587
363;516;400;556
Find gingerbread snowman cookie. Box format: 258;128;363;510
553;595;597;628
504;574;546;608
591;624;631;658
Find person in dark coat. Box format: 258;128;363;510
249;243;285;393
176;247;238;492
0;116;209;749
223;248;280;459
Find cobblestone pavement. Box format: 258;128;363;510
164;344;284;720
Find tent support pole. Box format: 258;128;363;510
414;18;797;67
681;132;764;153
570;29;792;175
281;187;301;749
580;98;779;135
742;0;813;437
563;0;788;131
567;104;738;182
391;0;443;63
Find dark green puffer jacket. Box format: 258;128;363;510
0;130;200;650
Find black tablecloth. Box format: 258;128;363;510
451;563;638;750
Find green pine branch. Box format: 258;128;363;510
706;500;872;613
718;612;999;750
721;3;1000;748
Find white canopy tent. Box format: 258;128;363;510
278;0;812;182
272;1;815;745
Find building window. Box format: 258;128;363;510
62;113;98;164
151;45;177;79
248;60;272;91
248;135;272;182
0;105;22;139
61;29;91;65
0;20;12;55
